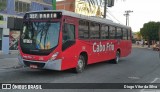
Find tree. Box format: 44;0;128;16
140;21;160;47
135;31;141;40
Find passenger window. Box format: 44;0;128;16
116;28;123;39
78;20;89;39
122;29;128;40
109;26;116;39
128;30;131;40
90;22;100;39
101;25;109;39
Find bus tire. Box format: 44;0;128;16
74;55;85;73
113;51;120;64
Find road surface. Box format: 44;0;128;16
0;46;160;92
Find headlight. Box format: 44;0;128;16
50;52;59;61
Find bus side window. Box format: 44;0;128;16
78;20;89;39
109;26;116;39
101;25;109;39
90;22;100;39
116;28;123;39
128;30;131;40
122;29;128;40
62;23;75;51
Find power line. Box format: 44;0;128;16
107;9;123;24
106;14;113;20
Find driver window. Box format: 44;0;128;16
62;23;76;51
63;23;75;43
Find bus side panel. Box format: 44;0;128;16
86;40;117;64
74;40;94;65
97;40;112;62
120;40;132;57
61;44;79;70
119;40;127;57
100;40;117;62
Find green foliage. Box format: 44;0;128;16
0;15;3;21
0;0;7;10
140;21;160;41
135;31;141;40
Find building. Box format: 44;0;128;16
57;0;104;17
0;0;104;54
0;0;53;54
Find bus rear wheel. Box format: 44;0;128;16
113;51;120;64
74;55;85;73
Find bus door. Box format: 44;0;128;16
61;16;78;69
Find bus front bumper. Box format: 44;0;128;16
18;55;62;70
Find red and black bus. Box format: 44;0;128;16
18;10;132;73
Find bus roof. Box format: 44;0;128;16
27;10;131;29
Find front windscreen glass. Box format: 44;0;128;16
20;21;60;55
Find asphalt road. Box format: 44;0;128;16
0;46;160;92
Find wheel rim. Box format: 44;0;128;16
116;52;120;63
78;59;83;69
76;56;85;72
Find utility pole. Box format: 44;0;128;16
103;0;107;18
103;0;114;18
124;10;133;26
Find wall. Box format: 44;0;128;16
6;0;16;15
56;0;75;12
56;0;103;17
30;2;52;11
0;15;9;54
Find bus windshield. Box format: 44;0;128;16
20;21;60;55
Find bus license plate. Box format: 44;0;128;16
30;64;38;69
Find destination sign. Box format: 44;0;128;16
24;12;62;19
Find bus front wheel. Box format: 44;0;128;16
74;55;85;73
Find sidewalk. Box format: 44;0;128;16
0;54;18;59
0;53;20;69
0;50;18;59
132;44;153;49
0;58;20;69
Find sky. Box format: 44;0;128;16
56;0;160;32
107;0;160;32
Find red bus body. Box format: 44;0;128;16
18;10;132;71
